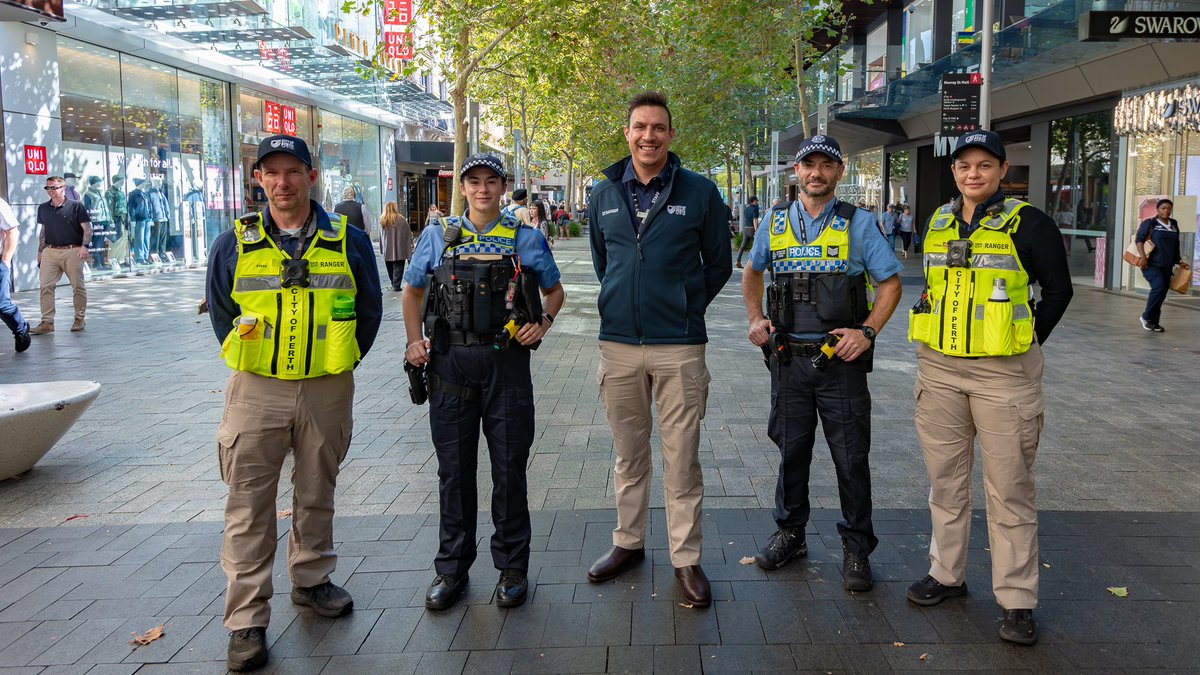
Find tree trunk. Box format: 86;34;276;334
565;153;575;212
795;38;811;138
450;22;471;217
725;159;734;208
741;130;752;200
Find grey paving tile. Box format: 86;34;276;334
356;607;422;654
652;644;701;672
320;652;419;674
414;650;468;675
121;615;210;664
402;604;466;652
447;605;505;651
701;644;797;672
29;617;126;666
508;646;607;674
493;602;549;649
0;619;84;666
672;603;719;645
584;601;630;646
539;602;590;648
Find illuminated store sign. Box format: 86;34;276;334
1114;83;1200;135
1080;11;1200;41
334;23;405;73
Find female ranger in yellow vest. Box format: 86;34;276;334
205;135;382;671
740;135;903;595
904;129;1073;646
402;154;565;613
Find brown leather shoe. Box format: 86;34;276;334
70;319;85;332
587;545;644;582
674;565;711;607
28;322;53;335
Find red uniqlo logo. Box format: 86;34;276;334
281;106;297;136
264;101;282;134
24;146;47;175
384;0;411;25
384;32;413;59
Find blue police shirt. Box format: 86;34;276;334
748;199;902;339
403;211;562;289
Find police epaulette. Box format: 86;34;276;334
835;202;857;220
772;200;792;212
237;212;259;227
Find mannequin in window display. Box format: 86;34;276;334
183;183;206;261
147;177;171;259
106;176;130;267
127;178;153;264
63;173;82;202
83;176;113;267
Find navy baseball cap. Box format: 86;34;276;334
794;134;843;163
459;154;506;180
255;135;312;168
951;129;1006;161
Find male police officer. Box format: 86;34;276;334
206;135;382;671
740;135;902;592
403;154;564;611
906;128;1072;645
502;187;532;226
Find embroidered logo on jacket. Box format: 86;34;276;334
602;208;619;216
667;205;686;216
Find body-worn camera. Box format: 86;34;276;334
281;259;310;287
945;239;973;268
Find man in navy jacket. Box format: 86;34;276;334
585;91;731;607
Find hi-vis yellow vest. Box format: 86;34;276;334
220;212;359;379
909;198;1035;357
767;204;851;275
442;215;519;258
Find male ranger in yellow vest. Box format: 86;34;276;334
741;135;902;592
905;128;1072;645
205;135;382;670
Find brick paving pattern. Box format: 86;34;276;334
1;238;1198;672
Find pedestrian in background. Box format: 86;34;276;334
30;176;91;335
531;200;553;247
740;135;902;592
554;202;571;240
882;204;899;253
735;195;759;269
205;135;382;671
1134;198;1188;332
379;201;411;292
586;91;731;608
898;205;914;259
0;197;31;352
906;128;1073;646
425;204;443;231
334;186;368;234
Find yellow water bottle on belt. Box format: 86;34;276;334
237;316;258;340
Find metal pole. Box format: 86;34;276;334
980;0;994;129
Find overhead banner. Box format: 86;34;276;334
1080;11;1200;41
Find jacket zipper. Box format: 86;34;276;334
634;230;643;342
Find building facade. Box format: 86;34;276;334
1;0;453;292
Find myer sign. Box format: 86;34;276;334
932;134;960;158
1080;11;1200;41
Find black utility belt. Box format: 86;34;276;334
446;330;531;349
778;339;827;358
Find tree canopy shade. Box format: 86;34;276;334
348;0;854;212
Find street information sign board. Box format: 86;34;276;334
941;73;982;135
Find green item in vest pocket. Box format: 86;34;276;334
325;295;359;373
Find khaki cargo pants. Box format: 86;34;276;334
914;343;1045;610
217;370;354;630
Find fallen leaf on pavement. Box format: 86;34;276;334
130;625;164;647
1042;563;1051;568
893;641;905;647
918;653;929;661
63;514;89;522
1107;586;1129;597
277;510;292;519
739;556;755;565
679;602;694;609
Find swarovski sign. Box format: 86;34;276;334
1114;83;1200;135
1079;11;1200;41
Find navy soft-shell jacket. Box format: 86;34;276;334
588;153;732;344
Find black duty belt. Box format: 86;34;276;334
428;373;480;401
779;340;825;358
447;331;490;347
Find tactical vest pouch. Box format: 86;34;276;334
766;281;793;327
472;264;493;335
324;318;359;374
813;275;867;324
221;312;272;372
982;297;1014;356
520;273;543;323
908;309;933;344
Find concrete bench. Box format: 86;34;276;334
0;381;101;481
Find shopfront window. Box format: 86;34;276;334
951;0;975;53
58;38;233;274
1123;130;1198;293
1048;111;1112;285
865;24;888;92
903;0;935;76
237;87;315;213
838;149;885;211
317;110;383;228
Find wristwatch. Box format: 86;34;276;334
542;312;555;325
859;325;877;342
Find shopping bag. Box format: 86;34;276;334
1170;265;1191;294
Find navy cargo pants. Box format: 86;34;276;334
429;344;534;575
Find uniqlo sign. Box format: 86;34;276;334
263;100;282;134
24;145;47;175
384;31;413;59
281;106;297;136
383;0;411;25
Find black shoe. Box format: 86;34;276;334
841;545;873;592
227;627;267;671
1153;324;1165;332
906;575;968;606
290;581;353;618
495;569;528;608
14;328;30;353
754;527;807;570
425;573;469;610
999;608;1038;645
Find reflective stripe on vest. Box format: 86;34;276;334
911;198;1035;357
221;212;359;379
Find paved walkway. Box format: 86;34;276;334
1;237;1199;671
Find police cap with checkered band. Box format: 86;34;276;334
459;154;507;181
794;134;843;164
951;128;1006;162
255;134;313;169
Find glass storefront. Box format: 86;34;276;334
317;110;384;229
1116;81;1200;295
58;38;235;275
237;87;315;213
903;0;935;77
839;149;885;210
1048;111;1112;286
